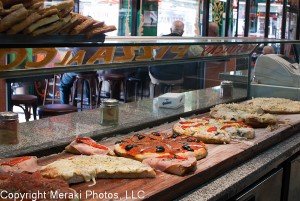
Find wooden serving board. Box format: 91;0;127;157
38;113;300;201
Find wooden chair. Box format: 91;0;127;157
99;73;126;102
72;73;101;111
43;74;61;105
38;104;77;118
11;95;38;122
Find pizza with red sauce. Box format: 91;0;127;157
114;132;208;162
65;137;114;155
173;117;255;144
0;171;76;201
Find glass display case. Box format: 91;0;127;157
1;36;300;200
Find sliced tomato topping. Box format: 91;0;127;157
193;123;203;127
156;155;188;160
181;126;191;129
207;126;217;132
179;121;192;124
221;125;234;130
76;137;109;150
202;117;210;121
1;156;32;166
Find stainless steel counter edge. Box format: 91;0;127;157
177;130;300;201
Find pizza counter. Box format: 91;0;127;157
0;88;247;158
3;88;300;200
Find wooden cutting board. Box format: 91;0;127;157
37;113;300;201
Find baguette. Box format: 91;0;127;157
23;0;44;9
71;18;94;35
0;4;23;16
81;21;105;33
7;11;42;34
86;25;116;38
24;14;59;34
48;0;74;11
0;6;28;32
31;14;71;36
1;0;32;9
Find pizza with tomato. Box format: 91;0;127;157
0;156;41;173
114;132;208;161
172;117;255;144
65;137;115;155
114;132;207;175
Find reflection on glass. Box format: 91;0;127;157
210;0;226;37
268;2;283;39
79;0;122;36
237;0;245;37
157;0;199;36
249;2;266;38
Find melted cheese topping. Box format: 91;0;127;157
246;97;300;113
41;155;155;182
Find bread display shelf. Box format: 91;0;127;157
37;113;300;201
0;34;106;47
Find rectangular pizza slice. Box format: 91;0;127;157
40;155;156;184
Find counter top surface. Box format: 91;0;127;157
0;88;246;158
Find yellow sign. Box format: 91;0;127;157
0;44;256;71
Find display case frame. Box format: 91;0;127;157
1;37;300;200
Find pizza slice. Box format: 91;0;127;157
244;97;300;114
114;132;208;161
173;118;231;144
0;156;41;173
0;171;76;201
142;155;197;176
173;117;255;144
210;103;277;128
40;155;156;184
65;137;114;155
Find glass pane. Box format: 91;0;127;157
288;0;299;10
237;0;246;37
249;2;266;38
210;0;227;37
231;0;238;37
79;0;124;36
268;2;283;39
157;0;199;36
285;12;297;40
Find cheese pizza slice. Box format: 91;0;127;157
40;155;156;184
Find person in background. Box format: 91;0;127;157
163;20;184;36
59;47;97;104
149;20;185;81
208;22;219;37
262;46;275;55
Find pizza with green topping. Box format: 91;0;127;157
173;117;255;144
